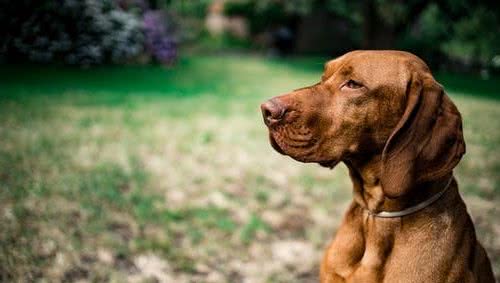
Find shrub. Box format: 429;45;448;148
0;0;154;66
143;10;178;65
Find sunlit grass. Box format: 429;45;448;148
1;56;499;282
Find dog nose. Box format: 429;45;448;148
261;98;287;126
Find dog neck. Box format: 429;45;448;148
344;155;452;214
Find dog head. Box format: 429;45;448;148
261;50;465;197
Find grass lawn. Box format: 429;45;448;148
1;56;499;282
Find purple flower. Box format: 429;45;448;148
143;10;177;64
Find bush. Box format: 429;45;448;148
0;0;178;66
143;10;177;65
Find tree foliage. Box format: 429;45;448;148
223;0;500;69
0;0;178;65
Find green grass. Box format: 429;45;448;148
1;56;499;282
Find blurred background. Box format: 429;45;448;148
0;0;499;282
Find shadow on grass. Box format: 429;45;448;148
434;72;500;100
0;57;225;99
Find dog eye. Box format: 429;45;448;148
345;80;363;89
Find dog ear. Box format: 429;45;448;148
380;72;465;198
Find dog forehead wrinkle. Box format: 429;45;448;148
345;56;409;89
340;66;353;77
323;58;352;83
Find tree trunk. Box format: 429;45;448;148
361;0;431;49
361;0;396;49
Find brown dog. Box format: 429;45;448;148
261;50;495;283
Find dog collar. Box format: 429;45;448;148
367;176;454;218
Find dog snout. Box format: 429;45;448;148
261;98;288;127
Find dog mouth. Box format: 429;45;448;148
267;126;317;160
267;126;340;168
269;129;314;158
269;133;286;155
318;160;340;169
